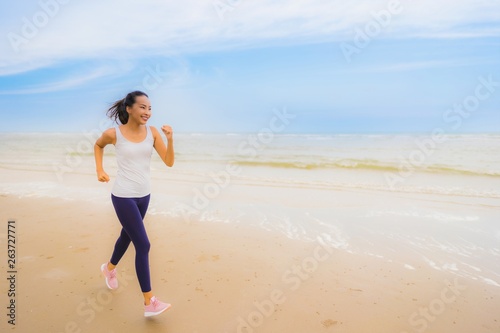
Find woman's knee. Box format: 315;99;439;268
136;239;151;254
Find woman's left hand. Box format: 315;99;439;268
161;125;173;141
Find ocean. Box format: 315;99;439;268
1;132;500;287
1;132;499;196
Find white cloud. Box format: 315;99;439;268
0;0;499;74
0;59;55;76
0;65;114;95
352;56;500;73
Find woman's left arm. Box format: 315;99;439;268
152;125;174;167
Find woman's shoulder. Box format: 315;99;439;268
149;125;160;136
96;127;117;146
102;127;117;142
103;127;117;137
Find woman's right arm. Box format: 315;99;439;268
94;128;116;183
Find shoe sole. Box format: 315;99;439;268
144;304;172;317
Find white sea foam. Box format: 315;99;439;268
480;277;500;287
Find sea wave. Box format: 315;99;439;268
233;159;500;177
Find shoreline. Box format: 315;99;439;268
1;195;499;332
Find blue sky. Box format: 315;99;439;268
0;0;499;133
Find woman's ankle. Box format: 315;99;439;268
143;291;153;305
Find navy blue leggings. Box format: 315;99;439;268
110;194;151;293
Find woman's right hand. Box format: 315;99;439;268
97;169;110;183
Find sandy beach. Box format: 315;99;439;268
1;188;500;332
1;133;500;332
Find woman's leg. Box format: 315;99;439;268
109;228;132;268
111;194;152;294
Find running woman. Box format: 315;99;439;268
94;90;174;317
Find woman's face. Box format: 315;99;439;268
127;95;151;125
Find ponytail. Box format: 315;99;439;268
107;90;149;124
107;98;128;124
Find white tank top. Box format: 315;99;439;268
112;126;154;198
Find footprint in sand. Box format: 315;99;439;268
73;247;89;253
322;319;338;328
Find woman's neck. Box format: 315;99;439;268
123;121;144;132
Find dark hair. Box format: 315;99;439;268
107;91;149;124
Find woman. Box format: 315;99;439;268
94;90;174;317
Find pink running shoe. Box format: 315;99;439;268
100;263;118;290
144;296;171;317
